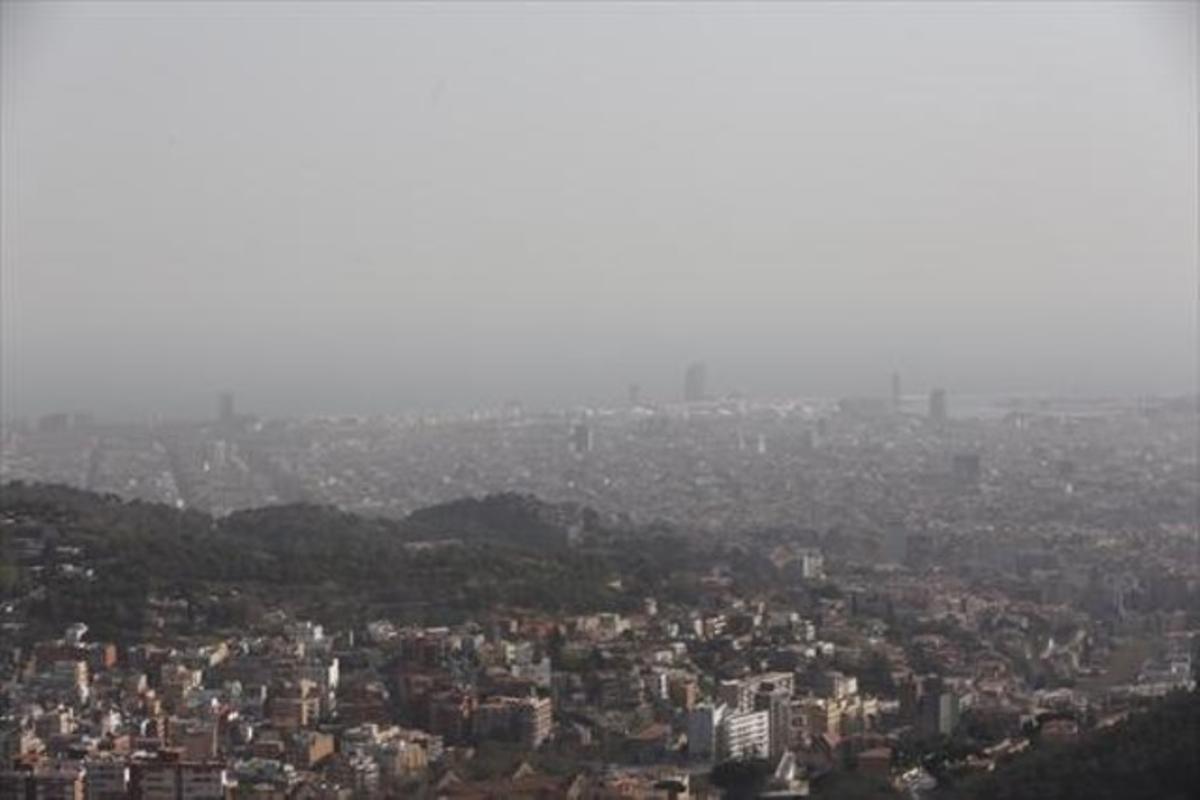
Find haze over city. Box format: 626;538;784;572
2;0;1196;419
2;3;1200;800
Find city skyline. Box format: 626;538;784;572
2;1;1196;419
0;2;1196;794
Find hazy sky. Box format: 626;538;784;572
2;1;1196;418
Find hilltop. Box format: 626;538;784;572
0;482;644;641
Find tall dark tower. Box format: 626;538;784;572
929;388;948;424
217;392;235;426
628;383;642;407
569;423;593;454
684;362;707;403
891;372;902;412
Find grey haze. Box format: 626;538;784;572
1;1;1196;419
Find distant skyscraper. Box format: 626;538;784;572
217;392;235;425
953;452;982;484
569;423;593;454
885;526;909;565
628;383;641;407
684;362;707;403
686;703;726;761
503;399;524;419
891;372;902;411
917;677;960;736
929;388;947;423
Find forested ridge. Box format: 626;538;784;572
945;689;1200;800
0;482;696;639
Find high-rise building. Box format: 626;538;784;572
473;696;552;749
720;709;771;760
569;423;593;454
84;756;129;800
719;679;755;713
953;453;982;484
686;703;726;761
718;673;795;713
884;527;909;565
799;550;825;580
179;763;228;800
891;372;902;411
30;764;85;800
133;755;228;800
917;680;960;737
514;696;553;749
928;388;947;423
217;392;235;426
684;362;707;403
628;383;641;407
755;689;794;759
815;671;858;700
803;699;842;737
